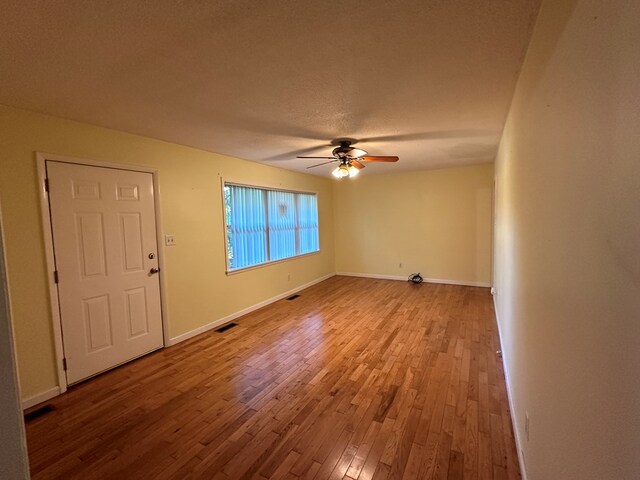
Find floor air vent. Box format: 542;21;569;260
215;322;238;333
287;294;300;301
25;404;54;422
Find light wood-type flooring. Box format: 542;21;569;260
25;276;520;479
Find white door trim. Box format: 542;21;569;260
36;152;170;393
0;200;31;476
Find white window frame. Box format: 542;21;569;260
221;180;320;274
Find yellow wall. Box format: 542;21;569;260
493;0;640;478
333;164;493;285
0;105;335;401
0;105;496;403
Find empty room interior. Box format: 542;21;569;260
0;1;638;479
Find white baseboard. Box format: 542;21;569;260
492;294;528;480
336;271;491;288
167;272;337;346
22;386;61;410
336;272;407;281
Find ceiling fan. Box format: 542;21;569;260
298;139;399;178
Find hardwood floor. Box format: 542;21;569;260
25;276;520;480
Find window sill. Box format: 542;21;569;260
225;250;321;276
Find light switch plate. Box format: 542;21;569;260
164;234;176;246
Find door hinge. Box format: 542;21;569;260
54;270;59;283
62;358;67;370
44;178;49;192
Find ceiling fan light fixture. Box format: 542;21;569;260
347;164;360;177
332;164;350;178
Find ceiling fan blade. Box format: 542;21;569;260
360;156;399;162
358;129;500;144
306;159;338;169
265;143;333;161
297;156;336;159
352;160;365;169
346;148;368;158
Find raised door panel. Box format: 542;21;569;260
116;184;140;201
119;213;145;273
125;287;149;338
72;180;101;200
75;213;108;279
82;295;113;352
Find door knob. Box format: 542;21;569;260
149;268;160;275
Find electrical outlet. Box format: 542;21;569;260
525;412;530;441
164;234;176;246
491;287;496;295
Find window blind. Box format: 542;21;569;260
297;193;319;255
224;184;319;271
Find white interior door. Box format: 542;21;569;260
47;161;164;384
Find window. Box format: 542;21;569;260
223;183;319;271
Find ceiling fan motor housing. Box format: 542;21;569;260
332;141;367;159
332;141;352;158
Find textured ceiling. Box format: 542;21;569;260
0;0;540;176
